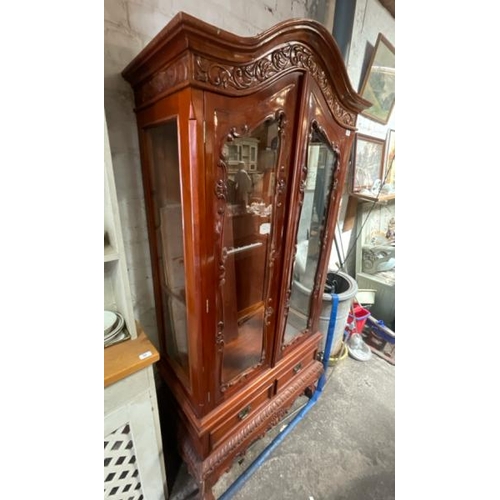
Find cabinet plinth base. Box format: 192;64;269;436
178;360;323;499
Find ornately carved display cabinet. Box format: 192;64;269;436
122;12;369;498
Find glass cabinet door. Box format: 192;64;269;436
219;118;279;388
146;119;191;386
206;78;299;396
283;124;339;346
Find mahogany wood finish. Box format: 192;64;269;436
122;12;369;498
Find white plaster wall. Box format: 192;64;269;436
348;0;395;137
104;0;321;348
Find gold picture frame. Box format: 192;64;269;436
359;34;395;125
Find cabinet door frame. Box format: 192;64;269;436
204;73;302;404
275;75;356;361
135;88;208;415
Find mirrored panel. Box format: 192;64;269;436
220;118;279;384
147;119;190;383
284;126;338;345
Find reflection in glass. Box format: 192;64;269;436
147;120;190;382
284;127;338;345
220;119;279;384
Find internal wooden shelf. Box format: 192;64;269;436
351;193;395;203
104;325;160;387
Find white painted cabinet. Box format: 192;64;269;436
104;112;167;499
225;137;259;172
104;113;137;340
105;366;167;500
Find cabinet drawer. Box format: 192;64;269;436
276;350;317;392
210;384;273;450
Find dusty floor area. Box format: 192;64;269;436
164;352;395;500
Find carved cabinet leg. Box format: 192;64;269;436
198;478;215;500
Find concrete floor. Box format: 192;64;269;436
166;353;395;500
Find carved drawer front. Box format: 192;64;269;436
276;349;317;392
210;383;274;450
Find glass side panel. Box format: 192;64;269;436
284;128;338;345
220;119;279;384
147;119;190;382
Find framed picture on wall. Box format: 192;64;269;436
352;133;385;196
383;129;395;193
359;34;395;124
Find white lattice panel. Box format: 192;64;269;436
104;423;144;500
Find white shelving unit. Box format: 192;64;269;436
104;114;137;339
226;137;259;172
354;198;395;329
104;114;167;499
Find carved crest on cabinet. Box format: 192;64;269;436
137;54;190;105
194;44;356;127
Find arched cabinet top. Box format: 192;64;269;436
122;12;370;129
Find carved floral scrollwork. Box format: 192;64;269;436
215;155;228;289
321;226;330;253
219;247;227;286
216;321;224;352
215;179;227;216
215;179;227;200
298;164;308;207
276;110;287;138
276;179;286;207
195;44;355;127
137;55;190;104
228;125;248;140
268;243;276;268
264;306;274;326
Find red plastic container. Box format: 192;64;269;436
348;304;371;333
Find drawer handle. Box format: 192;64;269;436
238;405;252;421
293;362;302;374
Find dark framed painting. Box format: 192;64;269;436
359;33;395;124
352;133;385;195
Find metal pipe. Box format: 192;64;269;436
218;293;340;499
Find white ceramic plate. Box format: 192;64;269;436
104;312;124;340
104;310;118;335
104;330;127;347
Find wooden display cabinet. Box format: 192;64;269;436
122;12;369;499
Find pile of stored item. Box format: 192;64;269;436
346;290;395;365
363;316;395;365
104;310;130;348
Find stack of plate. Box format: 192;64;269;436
104;310;129;347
